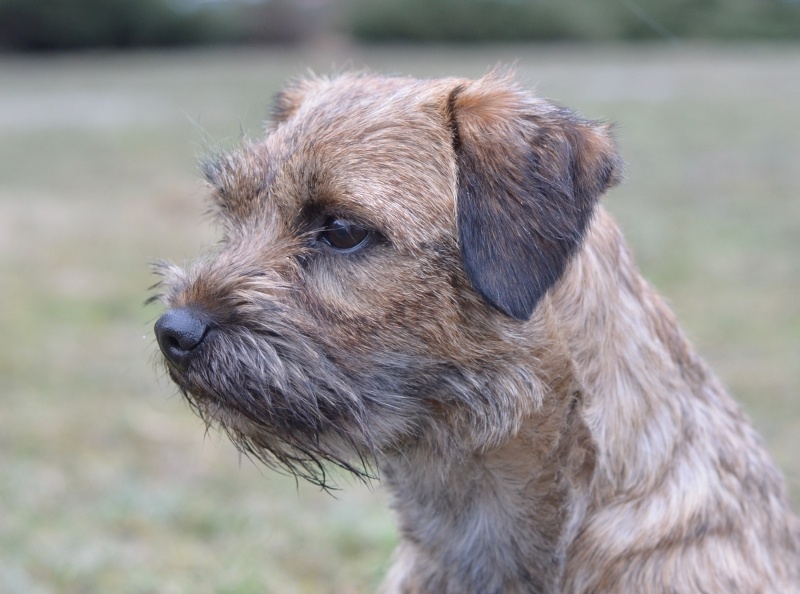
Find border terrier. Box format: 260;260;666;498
153;71;800;593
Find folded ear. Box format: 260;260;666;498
447;73;622;320
269;75;325;127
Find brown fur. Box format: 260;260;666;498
153;71;800;593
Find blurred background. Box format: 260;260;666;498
1;1;798;593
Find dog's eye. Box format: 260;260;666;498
318;218;370;251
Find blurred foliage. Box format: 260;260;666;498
346;0;800;42
1;0;799;51
0;0;226;50
0;0;319;51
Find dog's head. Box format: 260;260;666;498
152;71;620;484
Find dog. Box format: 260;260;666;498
152;71;800;593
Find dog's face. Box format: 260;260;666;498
153;72;620;484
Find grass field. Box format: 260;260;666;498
1;44;798;593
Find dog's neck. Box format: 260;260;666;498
380;409;592;594
380;329;595;593
550;206;718;498
547;208;797;590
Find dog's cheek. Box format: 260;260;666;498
301;251;464;356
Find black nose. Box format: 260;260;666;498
154;308;210;369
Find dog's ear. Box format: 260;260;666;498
447;73;622;320
269;76;324;127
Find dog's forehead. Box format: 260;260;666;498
264;75;462;248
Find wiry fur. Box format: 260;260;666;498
153;71;800;593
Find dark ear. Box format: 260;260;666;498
447;73;622;320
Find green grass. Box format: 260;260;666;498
1;45;798;593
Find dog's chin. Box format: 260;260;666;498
163;364;236;428
163;361;377;486
188;391;250;434
168;374;247;433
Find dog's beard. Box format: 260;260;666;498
163;321;387;488
160;316;548;489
